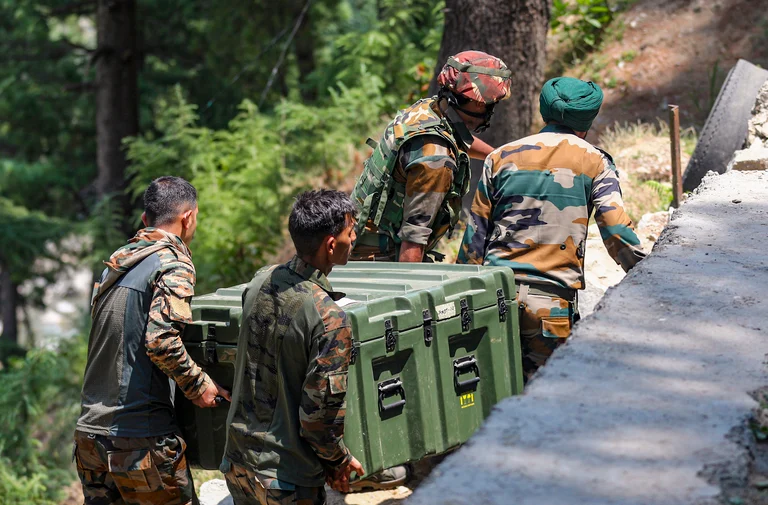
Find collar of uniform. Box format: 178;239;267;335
286;255;346;301
134;227;192;259
540;123;578;136
429;97;445;119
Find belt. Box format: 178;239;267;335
516;282;577;303
354;232;394;250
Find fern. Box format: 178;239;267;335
643;180;674;210
0;333;88;504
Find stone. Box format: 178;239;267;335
728;146;768;172
199;479;233;505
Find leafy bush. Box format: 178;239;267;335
0;195;72;284
126;78;386;292
0;462;52;505
551;0;615;63
310;0;443;110
0;332;88;504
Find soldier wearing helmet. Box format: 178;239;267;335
349;50;512;264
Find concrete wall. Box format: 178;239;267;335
408;170;768;505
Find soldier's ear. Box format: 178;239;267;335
325;234;337;258
180;209;193;229
141;212;149;227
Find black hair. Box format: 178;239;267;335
289;189;358;257
143;176;198;226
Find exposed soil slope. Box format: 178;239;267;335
583;0;768;135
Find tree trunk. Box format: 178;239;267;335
429;0;550;147
96;0;138;235
0;264;18;346
295;11;317;103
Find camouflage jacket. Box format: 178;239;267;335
351;97;470;259
78;228;209;437
223;256;353;487
457;124;646;289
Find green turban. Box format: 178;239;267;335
539;77;604;132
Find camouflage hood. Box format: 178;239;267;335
91;228;193;308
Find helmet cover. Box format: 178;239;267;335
437;50;512;104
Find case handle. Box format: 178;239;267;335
454;355;480;390
378;377;406;412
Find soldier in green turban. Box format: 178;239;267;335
539;76;604;133
458;77;646;382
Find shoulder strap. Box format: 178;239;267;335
221;264;280;472
594;146;615;165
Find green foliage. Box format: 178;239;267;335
0;195;72;283
551;0;637;65
310;0;443;110
620;50;637;62
0;332;88;504
0;462;53;505
2;0;439;315
126;79;386;291
643;180;674;210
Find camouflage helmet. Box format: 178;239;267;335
437;50;512;104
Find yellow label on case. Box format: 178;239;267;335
460;392;475;408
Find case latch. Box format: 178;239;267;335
385;319;398;352
422;309;434;346
203;340;217;365
460;298;472;332
496;288;507;322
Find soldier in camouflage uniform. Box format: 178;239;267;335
74;176;230;505
457;77;647;382
350;50;512;264
222;190;364;505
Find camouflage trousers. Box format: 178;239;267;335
73;430;196;505
224;462;326;505
517;283;579;382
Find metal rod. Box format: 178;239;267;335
668;105;683;208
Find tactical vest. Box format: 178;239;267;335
77;253;178;437
351;97;471;253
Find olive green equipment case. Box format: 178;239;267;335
175;263;523;475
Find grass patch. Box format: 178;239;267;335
598;120;697;220
620;50;637;62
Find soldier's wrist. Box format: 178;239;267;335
185;372;211;400
324;446;352;473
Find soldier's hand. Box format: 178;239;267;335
329;456;365;493
192;378;231;408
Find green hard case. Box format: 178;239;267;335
175;263;523;475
